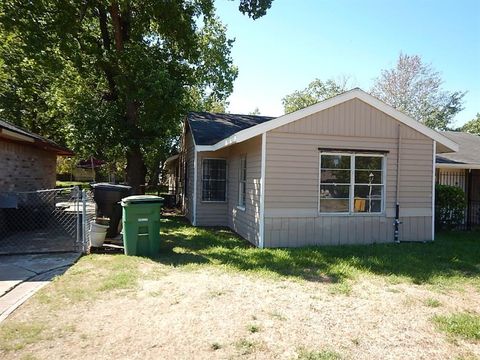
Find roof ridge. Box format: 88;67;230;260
188;111;275;118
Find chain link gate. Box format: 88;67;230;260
0;187;95;255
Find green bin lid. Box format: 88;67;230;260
121;195;164;206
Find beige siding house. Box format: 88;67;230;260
170;89;458;247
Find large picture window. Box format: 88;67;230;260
319;153;385;214
202;159;227;202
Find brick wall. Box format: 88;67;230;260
0;139;57;192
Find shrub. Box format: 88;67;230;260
435;184;466;230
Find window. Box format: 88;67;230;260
202;159;227;201
238;155;247;208
319;153;385;213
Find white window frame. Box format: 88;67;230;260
237;155;247;211
318;152;386;215
201;158;227;203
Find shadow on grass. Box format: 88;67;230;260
155;215;480;285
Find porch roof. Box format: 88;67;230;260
436;131;480;169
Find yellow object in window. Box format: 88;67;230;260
354;198;366;212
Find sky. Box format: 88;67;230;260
215;0;480;127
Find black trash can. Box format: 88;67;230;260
91;183;132;238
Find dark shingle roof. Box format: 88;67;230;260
187;112;275;146
436;131;480;165
0;119;73;155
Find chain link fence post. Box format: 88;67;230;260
74;186;80;252
82;189;88;254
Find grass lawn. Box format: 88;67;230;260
158;217;480;289
55;181;91;189
0;215;479;359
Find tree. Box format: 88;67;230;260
460;113;480;135
371;53;466;130
249;107;261;115
0;29;72;144
0;1;274;193
282;77;351;113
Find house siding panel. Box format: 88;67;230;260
195;147;230;227
191;136;262;245
226;136;262;246
180;131;195;223
264;98;434;247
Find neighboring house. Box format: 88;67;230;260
164;154;180;195
0;119;73;192
436;131;480;228
168;89;458;248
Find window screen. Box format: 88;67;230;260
202;159;227;201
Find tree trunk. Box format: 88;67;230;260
125;100;146;194
126;145;146;194
109;2;146;194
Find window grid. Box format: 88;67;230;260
319;153;385;214
202;159;227;202
238;155;247;208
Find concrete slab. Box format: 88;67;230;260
0;265;36;297
0;252;81;322
0;253;80;274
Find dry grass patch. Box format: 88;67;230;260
1;216;479;359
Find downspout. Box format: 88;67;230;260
259;132;266;248
394;125;402;243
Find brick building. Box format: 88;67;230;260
0;120;73;192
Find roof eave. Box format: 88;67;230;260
436;163;480;169
1;125;74;156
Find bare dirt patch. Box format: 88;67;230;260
1;264;479;360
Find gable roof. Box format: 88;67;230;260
436;131;480;168
194;88;458;153
187;112;274;146
0;119;74;155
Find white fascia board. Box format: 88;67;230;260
194;89;459;154
259;132;266;249
353;91;459;153
436;163;480;169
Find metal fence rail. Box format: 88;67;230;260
436;169;480;230
0;187;95;255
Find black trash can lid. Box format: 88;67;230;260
91;183;132;191
121;195;164;206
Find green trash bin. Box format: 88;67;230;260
121;195;164;256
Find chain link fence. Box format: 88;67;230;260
0;187;95;255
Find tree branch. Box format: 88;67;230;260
97;4;111;50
